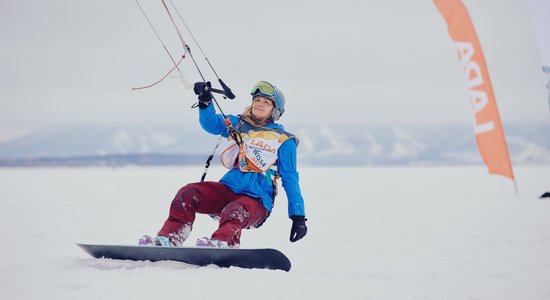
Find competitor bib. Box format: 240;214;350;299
221;128;293;173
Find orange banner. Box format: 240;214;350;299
434;0;514;179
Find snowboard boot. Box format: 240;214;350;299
195;237;239;249
138;235;172;247
138;235;155;246
155;236;171;247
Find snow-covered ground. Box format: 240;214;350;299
1;166;549;300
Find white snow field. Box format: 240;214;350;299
1;166;549;300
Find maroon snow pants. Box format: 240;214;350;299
157;181;269;246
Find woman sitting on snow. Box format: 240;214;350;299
140;81;307;248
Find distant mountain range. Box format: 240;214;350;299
0;122;548;166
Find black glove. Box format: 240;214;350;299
290;216;307;242
193;81;212;109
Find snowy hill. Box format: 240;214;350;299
0;122;548;166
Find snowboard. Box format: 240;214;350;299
77;243;291;271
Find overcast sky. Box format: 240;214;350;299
1;0;548;138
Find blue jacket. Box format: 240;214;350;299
199;103;306;218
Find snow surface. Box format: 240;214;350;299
1;166;549;300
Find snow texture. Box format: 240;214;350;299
1;166;549;300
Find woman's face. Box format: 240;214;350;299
251;96;274;120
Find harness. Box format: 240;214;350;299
220;118;295;200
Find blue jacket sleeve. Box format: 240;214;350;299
277;138;306;218
198;103;238;137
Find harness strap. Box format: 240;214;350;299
201;117;244;182
200;135;222;182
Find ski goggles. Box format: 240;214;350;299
250;81;276;97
